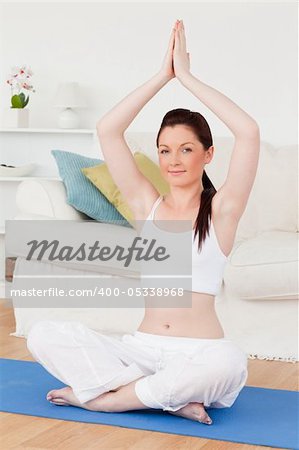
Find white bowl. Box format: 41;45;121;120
0;163;37;177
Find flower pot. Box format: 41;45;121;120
3;108;30;128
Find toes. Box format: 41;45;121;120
46;392;60;401
203;417;213;425
195;405;213;425
46;387;70;401
198;413;213;425
47;395;70;406
46;390;56;400
50;400;69;406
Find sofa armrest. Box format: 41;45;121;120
16;179;87;220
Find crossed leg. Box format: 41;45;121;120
46;377;212;424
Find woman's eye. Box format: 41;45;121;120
160;148;191;154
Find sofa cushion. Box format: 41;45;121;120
16;179;86;220
224;231;298;300
51;150;131;226
82;151;170;223
256;144;298;233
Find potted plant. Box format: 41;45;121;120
5;65;35;127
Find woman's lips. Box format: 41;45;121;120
168;170;186;176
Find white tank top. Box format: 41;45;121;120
142;195;228;296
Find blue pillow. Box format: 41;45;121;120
51;150;131;227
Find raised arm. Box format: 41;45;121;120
96;22;178;214
174;20;260;221
97;72;170;135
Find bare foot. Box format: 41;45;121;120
46;386;111;411
168;402;213;424
46;386;84;407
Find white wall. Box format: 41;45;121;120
0;1;297;146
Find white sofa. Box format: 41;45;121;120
9;133;298;363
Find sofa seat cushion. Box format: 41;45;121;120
224;231;298;300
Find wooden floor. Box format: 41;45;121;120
0;299;297;450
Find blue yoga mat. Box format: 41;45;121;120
0;358;298;449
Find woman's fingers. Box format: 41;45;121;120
172;20;191;79
169;27;176;48
159;21;178;80
178;21;187;50
168;21;178;51
175;26;181;48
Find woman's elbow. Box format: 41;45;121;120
96;120;123;136
237;121;260;140
96;120;107;134
247;120;260;138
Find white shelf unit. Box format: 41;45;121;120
0;127;98;176
0;128;98;294
0;128;95;134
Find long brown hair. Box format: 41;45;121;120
156;108;217;252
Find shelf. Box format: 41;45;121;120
0;282;6;299
0;128;95;134
0;176;61;181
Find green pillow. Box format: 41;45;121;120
82;152;170;224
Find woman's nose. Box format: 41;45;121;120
170;156;181;165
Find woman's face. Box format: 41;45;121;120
157;125;213;185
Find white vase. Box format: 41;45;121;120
3;108;30;128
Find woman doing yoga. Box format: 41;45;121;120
27;20;260;424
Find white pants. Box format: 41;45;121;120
26;320;248;412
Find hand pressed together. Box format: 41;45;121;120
159;19;191;82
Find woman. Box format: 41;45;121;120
27;19;260;424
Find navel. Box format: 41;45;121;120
163;323;170;329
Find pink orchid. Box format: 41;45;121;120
6;65;35;108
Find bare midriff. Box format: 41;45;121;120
137;291;225;339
